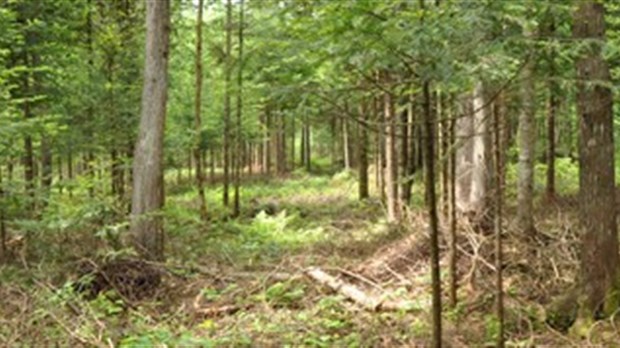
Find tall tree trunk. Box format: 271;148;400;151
233;0;244;217
517;30;537;237
493;86;505;348
545;17;557;201
305;121;311;172
574;1;619;319
439;93;449;219
376;96;386;201
265;109;272;174
423;81;442;348
358;100;369;200
399;96;410;204
22;52;35;208
404;94;416;205
448;99;458;308
223;0;232;206
343;110;351;171
129;0;170;261
0;167;6;264
469;82;492;230
41;137;53;191
384;79;399;223
193;0;207;219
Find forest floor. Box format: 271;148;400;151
1;159;619;346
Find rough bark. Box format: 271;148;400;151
384;81;399;223
193;0;207;220
423;81;442;348
573;1;619;319
129;0;170;261
233;0;244;217
448;100;457;308
358;100;369;200
545;17;557;200
222;0;232;207
517;30;537;237
493;86;505;348
469;82;493;229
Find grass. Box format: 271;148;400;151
2;159;619;346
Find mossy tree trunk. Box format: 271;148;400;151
574;0;619;320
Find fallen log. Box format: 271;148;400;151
305;267;418;312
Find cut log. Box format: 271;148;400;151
305;267;417;311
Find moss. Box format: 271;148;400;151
602;276;620;317
545;288;579;333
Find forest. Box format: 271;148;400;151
1;0;620;346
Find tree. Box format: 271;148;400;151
573;0;619;322
193;0;207;220
129;0;170;261
517;25;536;237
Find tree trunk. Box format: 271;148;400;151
129;0;170;261
517;29;537;237
574;1;619;319
233;0;244;217
399;96;410;205
343;109;351;171
41;137;53;191
493;85;505;348
423;81;442;348
0;167;6;264
384;80;399;223
222;0;232;207
545;17;557;200
469;82;492;230
193;0;207;220
448;100;458;308
358;100;369;200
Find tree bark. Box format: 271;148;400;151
493;85;505;348
193;0;207;220
423;81;442;348
545;17;557;201
222;0;232;207
358;100;369;200
384;80;399;223
517;29;537;237
129;0;170;261
574;1;619;319
469;82;492;229
233;0;244;217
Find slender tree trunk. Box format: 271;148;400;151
0;167;6;263
404;94;416;205
517;31;537;237
265;109;272;175
574;1;619;319
129;0;170;261
193;0;207;220
343;110;351;171
423;81;442;348
377;96;386;202
41;137;53;191
358;100;369;200
545;17;557;200
384;79;399;223
57;155;63;194
439;92;449;219
222;0;233;206
22;51;35;208
448;99;458;308
493;86;505;348
399;96;410;205
469;82;492;229
233;0;244;217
